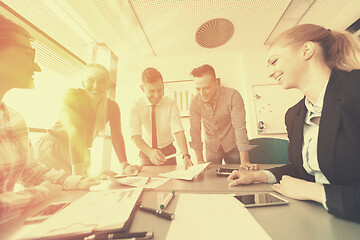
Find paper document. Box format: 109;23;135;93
108;176;170;189
166;194;271;240
19;188;142;240
159;162;210;180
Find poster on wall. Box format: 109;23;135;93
164;80;196;117
253;84;303;134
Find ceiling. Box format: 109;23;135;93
130;0;293;56
128;0;360;57
103;0;359;57
3;0;359;60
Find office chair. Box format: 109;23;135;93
248;138;289;164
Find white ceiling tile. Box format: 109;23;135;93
129;0;291;56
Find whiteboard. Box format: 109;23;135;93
252;84;303;134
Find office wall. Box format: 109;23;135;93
241;48;286;139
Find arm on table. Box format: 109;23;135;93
230;91;258;170
189;98;205;164
174;131;193;169
109;103;142;175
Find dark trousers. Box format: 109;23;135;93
139;143;177;166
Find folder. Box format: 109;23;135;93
19;188;142;240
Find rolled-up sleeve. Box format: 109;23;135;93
230;91;252;152
130;103;142;138
170;101;184;134
189;97;203;151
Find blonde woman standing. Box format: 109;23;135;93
36;64;141;176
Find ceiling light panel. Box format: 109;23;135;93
32;40;82;78
129;0;291;56
2;0;90;61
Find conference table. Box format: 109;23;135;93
1;164;360;240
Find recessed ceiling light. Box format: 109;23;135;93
195;18;234;48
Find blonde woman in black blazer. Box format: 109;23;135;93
227;24;360;222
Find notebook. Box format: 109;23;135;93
19;188;142;240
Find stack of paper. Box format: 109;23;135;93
159;163;210;180
166;194;271;240
19;188;142;240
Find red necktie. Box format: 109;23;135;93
151;105;158;149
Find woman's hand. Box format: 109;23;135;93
227;170;269;187
76;177;100;189
227;170;256;186
271;175;323;203
40;181;62;198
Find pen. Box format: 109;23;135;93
84;231;154;240
160;190;175;210
165;153;176;160
138;205;175;220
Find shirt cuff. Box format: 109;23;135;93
321;185;328;210
263;170;277;184
172;125;185;134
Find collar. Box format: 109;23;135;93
144;96;163;106
304;81;328;115
206;86;221;105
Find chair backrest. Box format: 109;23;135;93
249;138;289;164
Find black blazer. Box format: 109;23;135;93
268;69;360;222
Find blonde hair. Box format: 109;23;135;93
270;24;360;71
83;63;110;139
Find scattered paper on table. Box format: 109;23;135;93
143;177;170;189
159;162;210;180
108;176;170;189
166;194;271;240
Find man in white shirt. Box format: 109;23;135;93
130;68;193;169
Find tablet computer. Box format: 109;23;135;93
216;167;239;176
25;202;70;224
234;193;289;208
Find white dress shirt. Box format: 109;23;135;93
130;96;184;149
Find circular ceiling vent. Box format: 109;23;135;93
195;18;234;48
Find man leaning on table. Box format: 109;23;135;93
0;14;99;223
130;67;193;169
189;64;258;170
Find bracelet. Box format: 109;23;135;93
182;153;191;159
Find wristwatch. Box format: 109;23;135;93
182;153;191;159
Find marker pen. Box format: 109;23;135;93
138;206;175;220
160;190;175;210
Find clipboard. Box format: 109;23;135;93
19;188;143;240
